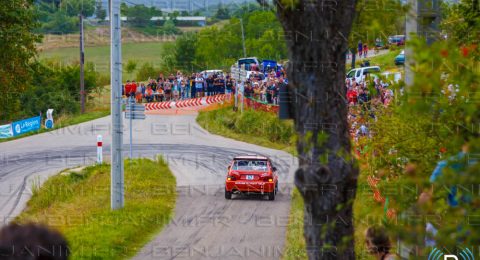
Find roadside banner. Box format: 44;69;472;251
11;116;41;137
0;124;13;139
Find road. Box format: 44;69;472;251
0;113;297;259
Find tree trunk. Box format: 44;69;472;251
351;48;357;69
272;1;359;259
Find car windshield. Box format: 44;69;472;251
364;67;381;74
347;70;356;78
239;59;256;65
232;160;268;171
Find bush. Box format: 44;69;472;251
135;62;158;81
19;61;100;118
21;86;79;117
125;60;138;74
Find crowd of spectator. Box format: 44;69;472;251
346;75;395;144
122;66;288;105
243;68;288;105
122;71;236;103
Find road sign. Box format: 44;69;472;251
230;66;247;81
125;111;146;120
125;104;145;112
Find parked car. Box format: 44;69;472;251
346;66;381;83
238;57;260;71
225;154;279;200
201;70;224;78
395;50;405;65
388;35;406;46
261;59;277;73
375;38;387;49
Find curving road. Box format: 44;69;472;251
0;113;297;259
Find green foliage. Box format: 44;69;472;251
0;0;41;122
40;9;78;34
197;105;295;151
174;33;198;72
230;3;263;18
215;4;231;19
125;60;138;74
195;25;239;68
121;3;162;27
60;0;95;17
160;42;178;74
16;157;176;259
441;0;480;45
185;10;287;70
95;0;106;21
20;61;99;117
35;0;82;34
135;62;158;81
283;188;307;260
350;0;406;47
163;19;179;35
363;38;480;252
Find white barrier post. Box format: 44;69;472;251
97;135;103;164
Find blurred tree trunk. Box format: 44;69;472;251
265;0;359;259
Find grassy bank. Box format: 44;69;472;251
15;158;176;259
282;188;307;260
0;110;110;143
355;49;403;72
197;104;296;154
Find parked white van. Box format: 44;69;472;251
346;66;381;83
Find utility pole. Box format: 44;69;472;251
79;14;85;114
405;0;441;87
110;0;124;210
404;0;417;87
240;18;247;57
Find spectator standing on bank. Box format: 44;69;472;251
358;40;363;59
135;83;143;103
195;73;204;98
145;85;154;103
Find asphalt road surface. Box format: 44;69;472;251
0;113;297;260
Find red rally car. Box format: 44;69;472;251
225;155;279;200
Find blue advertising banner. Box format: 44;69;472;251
12;116;41;137
0;124;13;139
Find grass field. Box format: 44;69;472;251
39;42;167;80
16;158;176;259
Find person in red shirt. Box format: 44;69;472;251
124;80;132;97
347;87;358;105
130;80;138;97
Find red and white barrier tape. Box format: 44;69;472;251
144;94;226;111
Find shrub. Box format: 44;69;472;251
136;62;158;81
